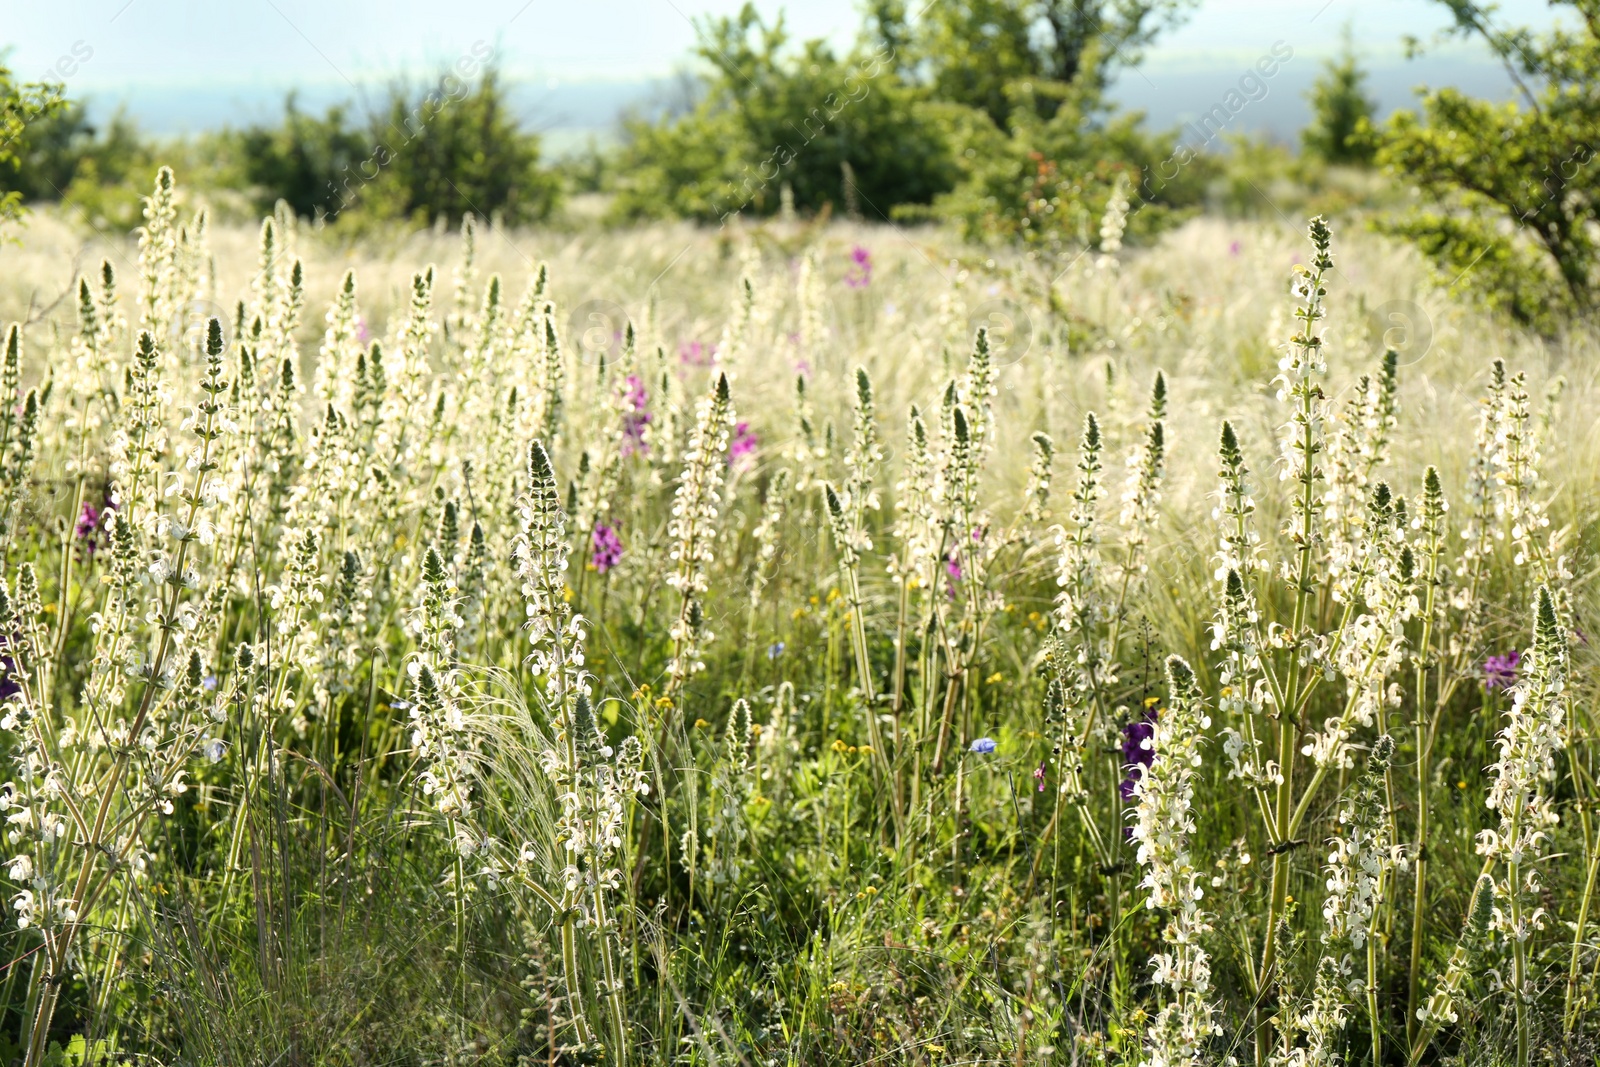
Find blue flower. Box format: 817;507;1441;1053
768;641;786;660
969;737;997;755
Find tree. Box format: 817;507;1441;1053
1378;1;1600;329
873;0;1200;128
1302;27;1378;165
235;95;371;218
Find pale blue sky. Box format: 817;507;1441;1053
0;0;1571;139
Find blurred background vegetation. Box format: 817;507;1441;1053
3;0;1597;333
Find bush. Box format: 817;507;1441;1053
233;64;560;226
610;6;958;222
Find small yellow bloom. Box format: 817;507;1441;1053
986;672;1004;685
395;533;408;549
654;696;674;711
809;595;820;606
864;885;878;895
1027;611;1040;622
1143;696;1160;707
750;723;763;736
1458;780;1467;789
831;738;849;754
562;584;575;603
791;607;807;620
826;588;840;603
857;744;872;755
694;718;710;729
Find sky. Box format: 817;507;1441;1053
0;0;1570;142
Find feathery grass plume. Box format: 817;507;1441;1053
1134;655;1217;1067
665;372;734;698
1478;584;1568;1067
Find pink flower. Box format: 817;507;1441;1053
621;374;651;456
729;422;759;469
678;340;716;367
845;245;873;289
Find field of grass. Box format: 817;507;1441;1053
0;171;1595;1066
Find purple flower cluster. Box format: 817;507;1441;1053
621;374;651;456
845;245;873;289
1119;705;1159;801
74;495;116;559
729;421;759;469
592;524;623;574
1484;650;1521;692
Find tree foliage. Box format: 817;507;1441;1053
1377;0;1600;329
1302;28;1378;165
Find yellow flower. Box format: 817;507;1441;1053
562;584;575;603
831;739;849;754
809;595;820;606
826;588;841;603
864;885;878;895
750;722;763;736
1027;611;1040;622
857;744;872;755
986;672;1004;685
1143;696;1160;708
791;607;807;620
654;696;674;711
694;718;710;729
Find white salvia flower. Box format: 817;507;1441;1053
1097;173;1130;261
1134;656;1218;1067
1053;413;1107;692
1477;585;1567;1009
1023;430;1055;524
1415;874;1495;1030
665;373;734;694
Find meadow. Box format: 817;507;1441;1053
0;168;1594;1066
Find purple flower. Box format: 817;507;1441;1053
621;374;652;456
355;315;372;343
845;245;873;289
74;495;116;559
678;340;716;367
969;737;997;755
592;524;623;574
768;641;785;660
793;358;812;379
1034;759;1047;792
729;421;758;469
1118;705;1159;802
1484;650;1521;692
1228;240;1242;257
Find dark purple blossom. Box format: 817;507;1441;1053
1119;705;1159;802
592;524;623;574
1484;650;1521;692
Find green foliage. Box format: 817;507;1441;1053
611;6;957;222
353;67;561;226
1301;27;1378;165
200;65;561;226
1377;1;1600;329
233;95;370;219
0;60;67;227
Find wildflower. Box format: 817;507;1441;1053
1228;240;1241;256
678;339;715;366
969;737;997;754
1132;656;1218;1066
845;245;873;289
1119;706;1158;801
727;421;758;470
1483;649;1520;691
767;641;785;660
592;524;623;574
620;373;652;456
1034;760;1047;792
